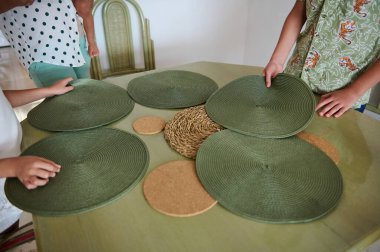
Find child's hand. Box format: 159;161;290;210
316;88;359;118
263;61;283;88
12;156;61;190
47;77;74;96
88;43;99;58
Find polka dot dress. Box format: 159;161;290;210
0;0;85;70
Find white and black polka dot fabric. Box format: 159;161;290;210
0;0;85;70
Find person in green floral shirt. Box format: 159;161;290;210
263;0;380;118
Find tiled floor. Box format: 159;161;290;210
1;46;380;251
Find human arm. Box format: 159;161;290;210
3;77;73;108
316;59;380;118
73;0;99;57
263;1;306;87
0;0;34;13
0;156;61;189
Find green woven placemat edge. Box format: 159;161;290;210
27;79;135;132
196;129;343;224
127;70;219;109
205;73;316;138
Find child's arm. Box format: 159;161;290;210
316;59;380;118
73;0;100;57
263;1;306;87
4;77;73;108
0;0;34;13
0;156;60;189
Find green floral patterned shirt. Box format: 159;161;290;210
285;0;380;107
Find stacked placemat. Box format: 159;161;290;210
194;74;343;223
6;79;148;216
163;73;343;223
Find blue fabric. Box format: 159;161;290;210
28;36;91;87
355;104;366;113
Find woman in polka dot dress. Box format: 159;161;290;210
0;0;99;87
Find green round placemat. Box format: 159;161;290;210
127;70;218;108
27;79;135;131
196;130;343;223
5;128;149;216
205;74;315;138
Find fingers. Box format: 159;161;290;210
89;48;99;57
17;156;61;189
321;103;342;117
33;157;61;173
316;95;350;118
24;177;49;190
60;77;74;86
32;168;57;179
263;62;283;88
333;107;349;118
315;94;333;111
265;72;272;88
49;77;75;95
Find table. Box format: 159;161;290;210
21;62;380;252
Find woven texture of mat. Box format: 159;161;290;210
127;70;218;109
196;130;343;223
164;105;224;159
27;79;134;131
205;74;315;138
143;160;217;217
5;128;149;216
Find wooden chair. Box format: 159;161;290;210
91;0;155;80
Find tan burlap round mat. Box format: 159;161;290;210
133;116;166;135
164;105;224;159
143;160;217;217
297;131;340;164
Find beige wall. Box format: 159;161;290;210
244;0;294;67
93;0;379;106
94;0;250;69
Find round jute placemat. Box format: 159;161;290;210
196;130;343;223
133;116;166;135
297;131;340;164
143;160;217;217
164;105;224;159
205;74;315;138
5;128;149;216
127;70;218;109
27;79;134;131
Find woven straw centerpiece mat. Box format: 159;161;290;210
27;79;134;131
5;128;149;216
205;74;315;138
127;70;218;109
164;105;224;159
196;130;343;223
